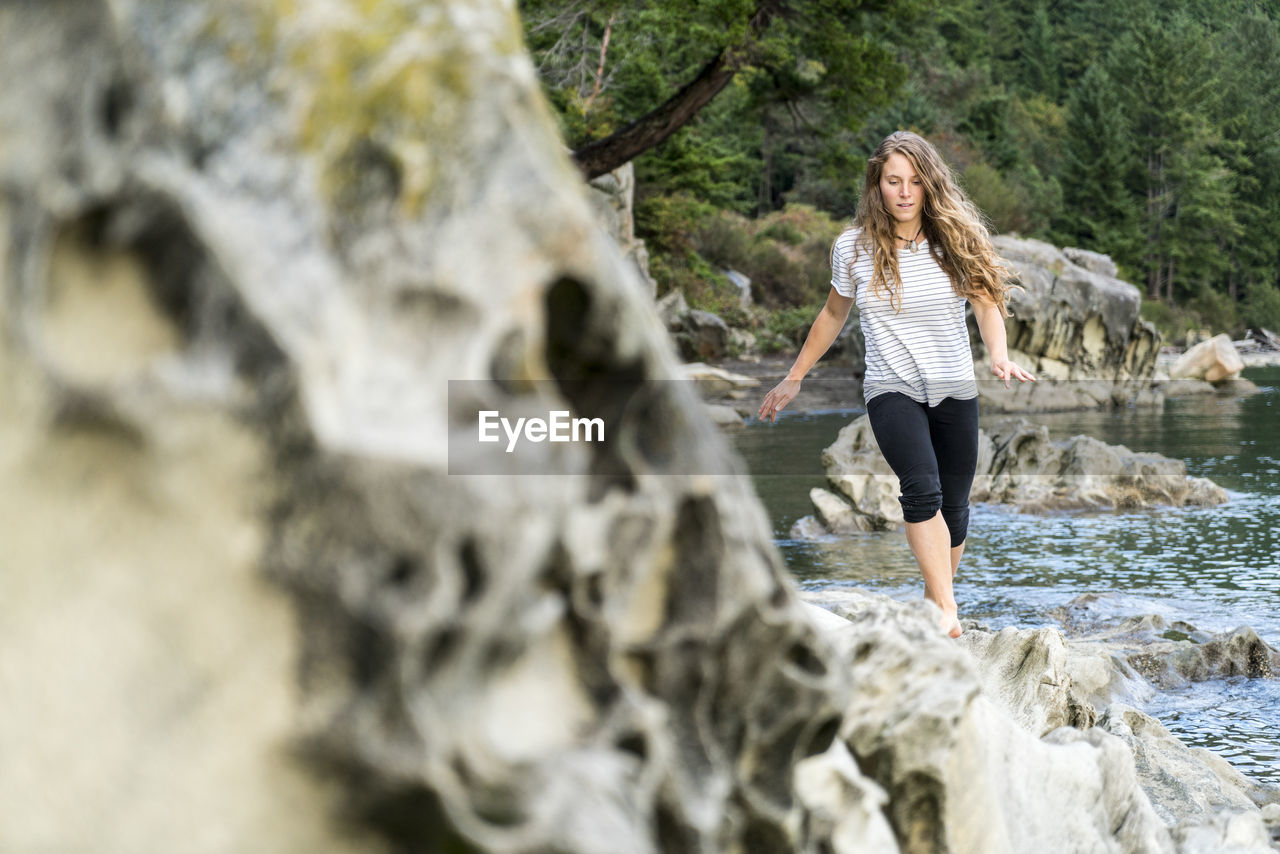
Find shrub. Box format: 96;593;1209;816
696;210;753;268
1139;299;1184;340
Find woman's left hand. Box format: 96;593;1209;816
991;359;1036;389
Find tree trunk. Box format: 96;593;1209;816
583;10;616;112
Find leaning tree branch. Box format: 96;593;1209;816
571;1;782;179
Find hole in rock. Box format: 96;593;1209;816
459;537;486;603
422;626;462;674
350;618;391;690
616;731;647;761
100;76;132;138
803;716;840;758
386;554;421;588
489;326;535;395
543;275;647;496
665;494;723;626
785;641;828;677
39;199;285;388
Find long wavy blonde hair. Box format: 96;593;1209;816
841;131;1015;315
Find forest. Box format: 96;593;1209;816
518;0;1280;346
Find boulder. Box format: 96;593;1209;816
986;236;1164;411
681;308;731;360
1170;334;1245;383
1063;245;1120;278
703;402;745;429
1099;705;1267;829
655;289;690;330
657;293;733;361
1249;327;1280;350
959;626;1096;735
724;268;753;309
810;486;881;533
807;589;1280;851
1048;596;1280;691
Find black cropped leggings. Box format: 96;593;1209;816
865;392;980;548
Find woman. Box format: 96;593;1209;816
757;131;1035;638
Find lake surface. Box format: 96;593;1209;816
732;366;1280;785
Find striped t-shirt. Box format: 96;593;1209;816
831;227;978;407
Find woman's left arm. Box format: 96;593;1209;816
970;297;1036;388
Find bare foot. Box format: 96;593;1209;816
940;611;962;638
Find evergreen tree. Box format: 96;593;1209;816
1020;0;1060;100
1057;64;1140;265
1104;12;1233;301
1212;12;1280;306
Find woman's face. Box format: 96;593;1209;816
879;151;925;229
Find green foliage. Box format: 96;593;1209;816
961;162;1023;234
1055;63;1140;260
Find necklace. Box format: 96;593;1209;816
896;225;923;254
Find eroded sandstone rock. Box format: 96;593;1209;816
810;591;1176;854
808;589;1280;852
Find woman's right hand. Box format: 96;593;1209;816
757;377;801;422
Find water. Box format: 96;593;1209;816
732;367;1280;785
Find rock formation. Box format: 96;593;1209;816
1170;333;1246;383
587;162;658;299
0;2;1268;853
796;414;1227;535
983;236;1164;411
807;589;1280;853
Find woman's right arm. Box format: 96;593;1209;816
757;288;855;422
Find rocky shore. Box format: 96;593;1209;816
802;587;1280;852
